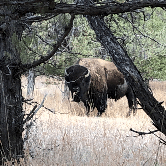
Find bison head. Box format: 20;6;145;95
65;65;91;103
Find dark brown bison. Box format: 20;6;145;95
65;58;137;117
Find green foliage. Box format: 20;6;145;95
70;15;101;57
44;53;77;76
105;7;166;80
133;8;166;80
20;14;102;76
140;54;166;80
20;8;166;80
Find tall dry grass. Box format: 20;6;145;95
13;76;166;165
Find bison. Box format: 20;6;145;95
65;58;137;117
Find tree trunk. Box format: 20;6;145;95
0;18;24;164
86;15;166;135
0;71;23;164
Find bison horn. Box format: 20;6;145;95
85;69;90;78
65;68;69;76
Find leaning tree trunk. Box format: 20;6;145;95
86;15;166;135
0;17;24;164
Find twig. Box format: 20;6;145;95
24;99;55;114
23;94;47;124
153;132;166;145
124;15;164;46
22;38;40;56
23;14;59;23
130;128;158;137
36;33;53;47
23;98;70;114
23;105;37;124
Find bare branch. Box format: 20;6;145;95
130;128;159;137
21;13;59;23
24;99;55;114
24;97;71;114
21;14;75;72
23;105;37;124
36;33;53;47
22;39;40;56
123;14;164;46
0;0;165;25
153;132;166;145
23;94;47;124
15;1;166;17
1;1;166;18
130;128;166;146
0;0;43;6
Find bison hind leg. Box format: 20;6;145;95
133;104;137;116
126;105;137;118
97;110;103;117
131;95;137;116
126;88;137;117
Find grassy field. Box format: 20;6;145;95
17;76;166;166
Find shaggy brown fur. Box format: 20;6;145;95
76;58;125;99
65;58;137;116
76;58;108;95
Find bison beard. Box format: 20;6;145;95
65;58;137;117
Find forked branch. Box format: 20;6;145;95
23;94;47;124
130;128;159;137
21;14;75;73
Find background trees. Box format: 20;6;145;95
21;7;166;80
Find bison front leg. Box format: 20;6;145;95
96;105;107;116
83;100;91;116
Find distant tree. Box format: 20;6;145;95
0;0;166;164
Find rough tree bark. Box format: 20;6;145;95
15;0;166;16
85;15;166;135
0;1;74;163
0;18;24;164
0;0;54;164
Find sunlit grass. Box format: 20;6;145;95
20;76;166;166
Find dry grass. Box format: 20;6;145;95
18;76;166;166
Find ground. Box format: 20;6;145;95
19;76;166;166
